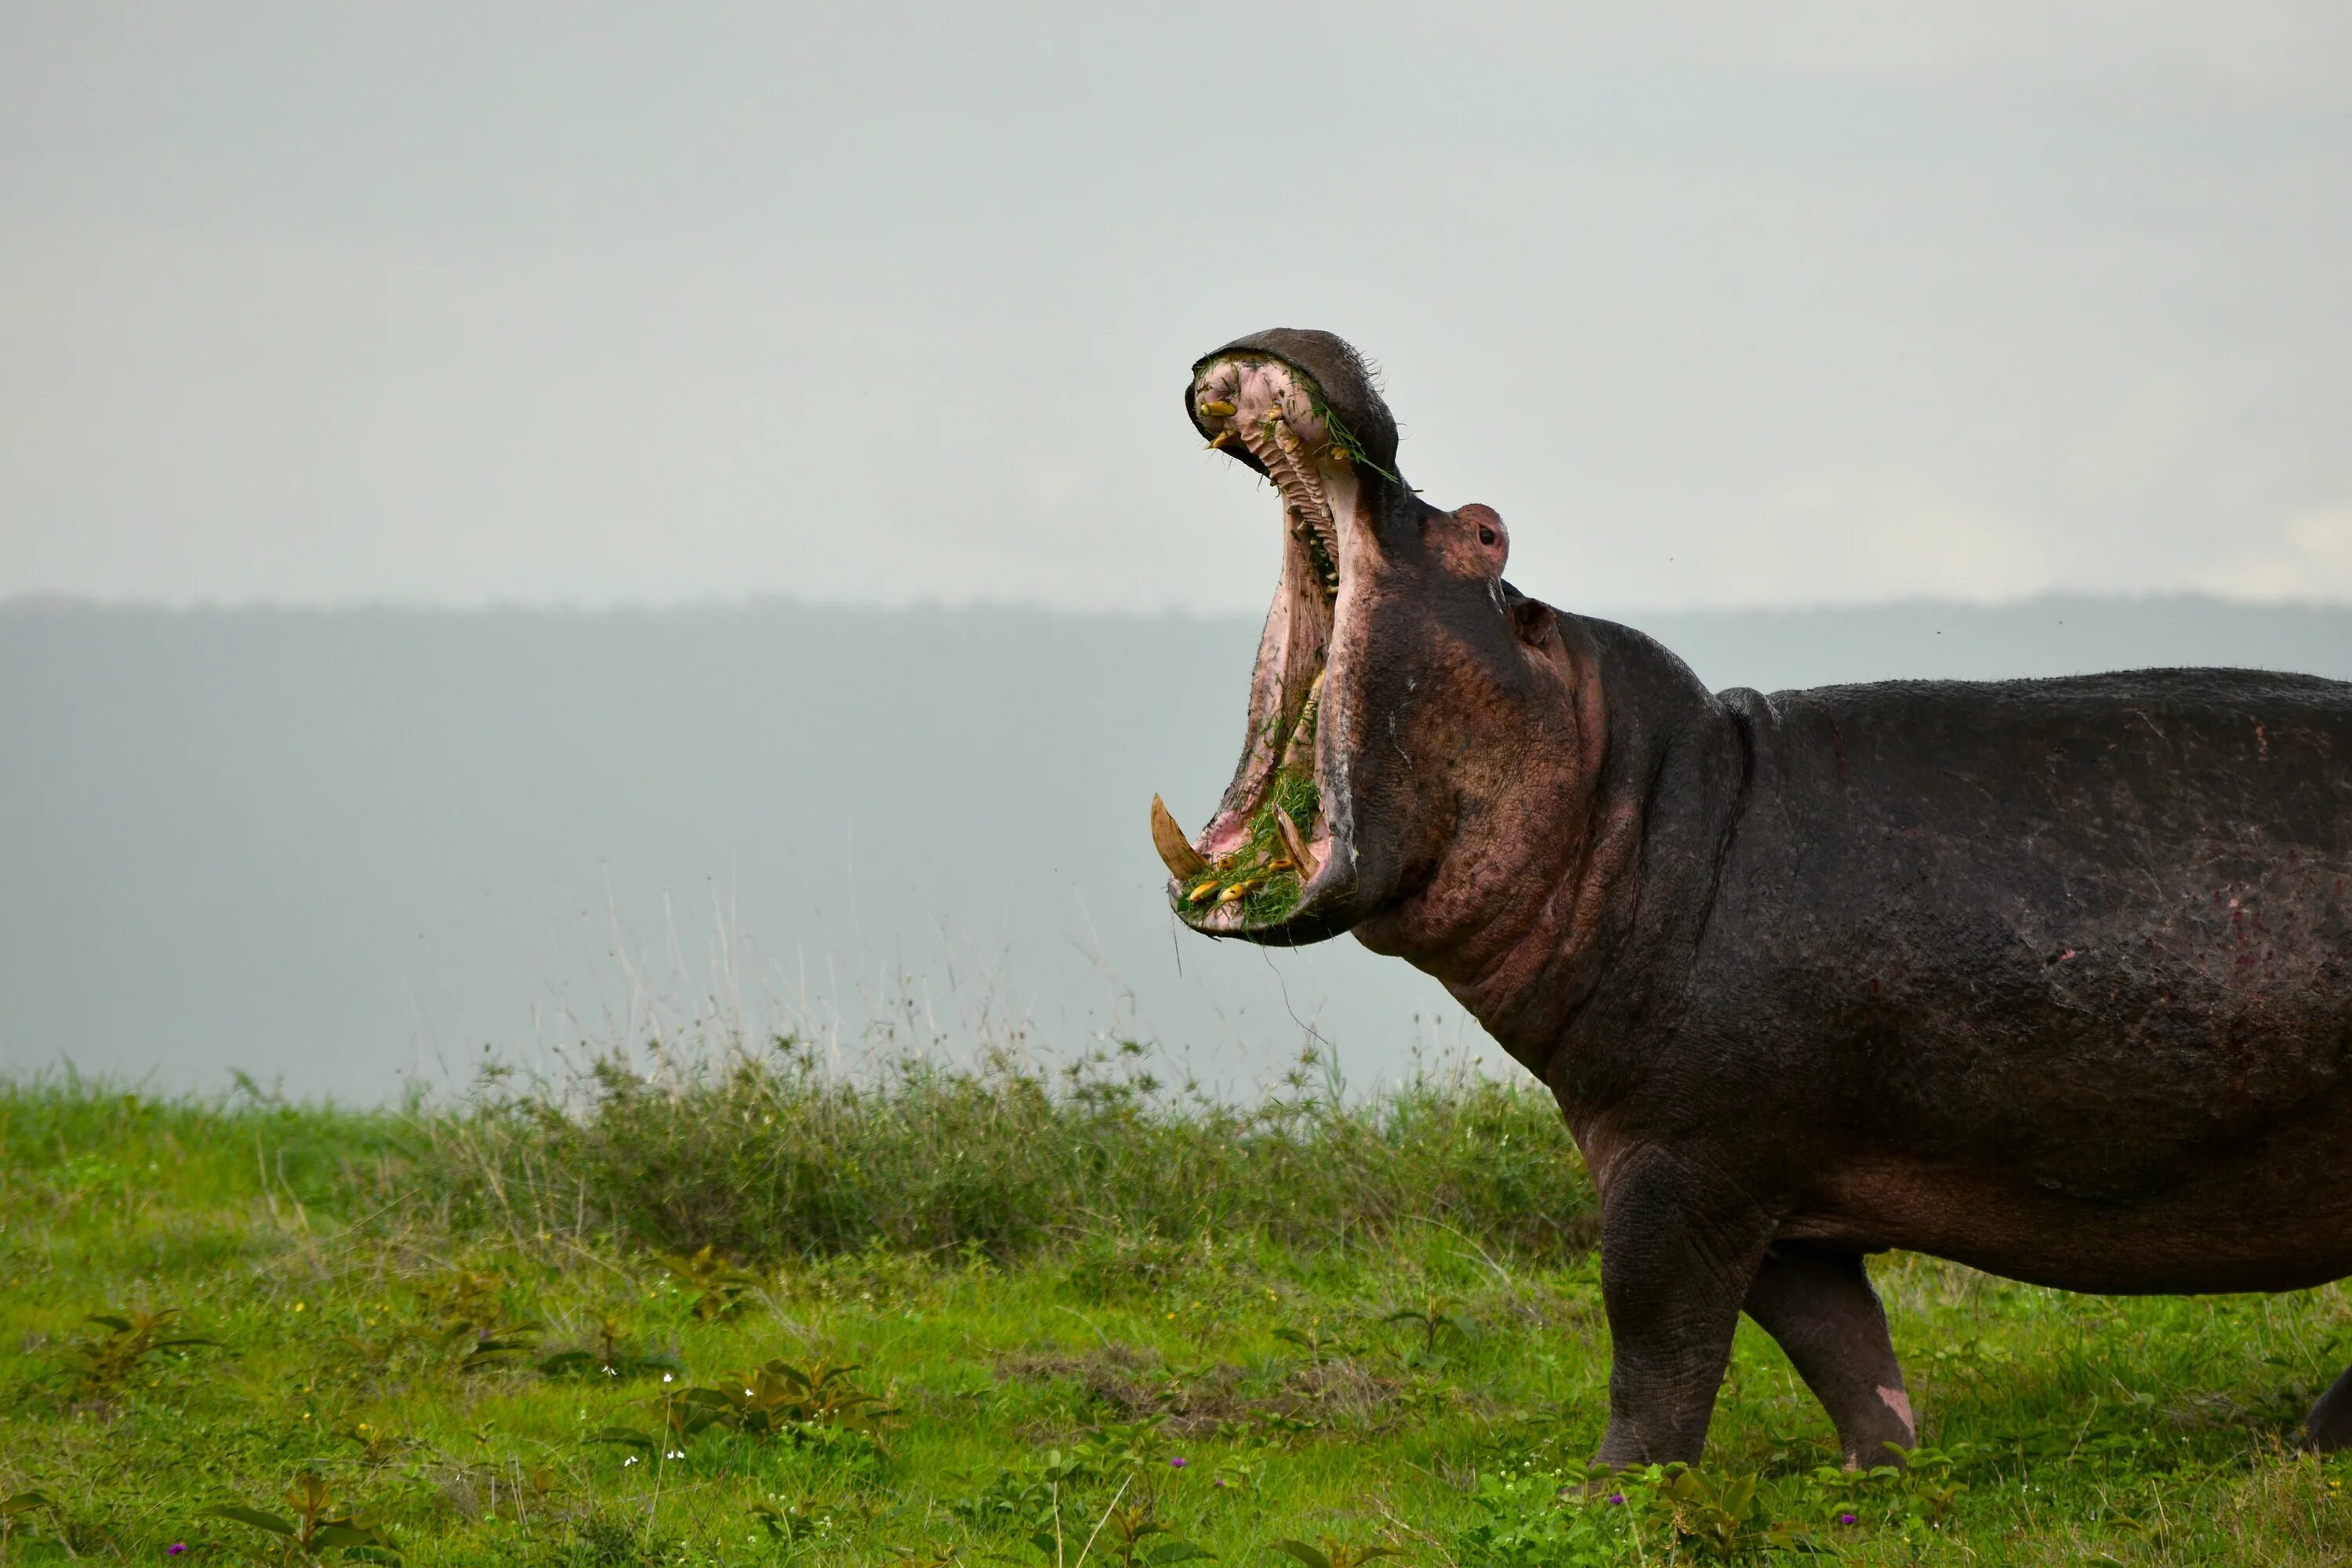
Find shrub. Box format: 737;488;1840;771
419;1037;1595;1263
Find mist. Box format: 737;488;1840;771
5;595;2347;1102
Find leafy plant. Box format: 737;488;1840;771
1;1491;56;1552
1272;1322;1367;1369
536;1314;681;1380
887;1550;967;1568
392;1269;541;1370
1073;1497;1212;1568
1457;1468;1635;1568
659;1358;892;1439
657;1245;760;1319
66;1307;219;1398
1648;1466;1821;1561
751;1495;873;1548
416;1270;506;1338
600;1359;895;1462
1888;1443;1973;1528
1265;1537;1403;1568
1378;1298;1463;1359
332;1420;412;1468
199;1472;399;1564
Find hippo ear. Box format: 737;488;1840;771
1501;580;1555;647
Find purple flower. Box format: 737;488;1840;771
1838;1512;1859;1526
1606;1492;1624;1505
1170;1456;1188;1469
167;1548;188;1559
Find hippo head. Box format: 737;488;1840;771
1152;330;1598;964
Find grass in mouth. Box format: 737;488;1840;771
1181;770;1320;926
5;1054;2352;1565
1310;395;1394;485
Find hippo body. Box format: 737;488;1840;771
1154;328;2352;1468
1559;629;2352;1298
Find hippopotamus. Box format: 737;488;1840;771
1149;328;2352;1470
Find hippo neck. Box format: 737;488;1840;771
1409;614;1752;1093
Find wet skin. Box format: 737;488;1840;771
1155;329;2352;1468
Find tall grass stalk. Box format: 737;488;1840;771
421;1035;1595;1263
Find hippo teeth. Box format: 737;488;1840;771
1150;795;1211;880
1246;419;1340;597
1275;803;1322;883
1167;352;1345;929
1192;361;1345;602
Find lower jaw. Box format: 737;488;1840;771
1175;768;1326;931
1170;521;1341;933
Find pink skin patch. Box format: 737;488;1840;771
1877;1383;1916;1437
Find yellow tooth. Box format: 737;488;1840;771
1217;880;1255;905
1199;399;1236;418
1275;804;1322;883
1207;430;1236;450
1189;880;1221;905
1151;795;1212;880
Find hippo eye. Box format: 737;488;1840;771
1478;525;1496;546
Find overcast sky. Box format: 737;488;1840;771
4;3;2349;613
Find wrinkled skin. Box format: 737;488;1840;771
1156;328;2352;1469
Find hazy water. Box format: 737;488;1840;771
4;597;2347;1102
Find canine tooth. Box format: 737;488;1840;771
1275;804;1322;882
1200;399;1236;418
1151;795;1211;880
1207;430;1236;450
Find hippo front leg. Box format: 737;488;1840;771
1592;1151;1778;1467
2304;1366;2352;1450
1742;1242;1917;1468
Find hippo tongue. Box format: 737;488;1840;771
1149;353;1348;931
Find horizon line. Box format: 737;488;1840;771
9;589;2352;621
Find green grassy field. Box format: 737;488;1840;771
3;1043;2350;1565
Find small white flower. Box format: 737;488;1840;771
622;1456;639;1467
666;1449;685;1460
662;1371;674;1382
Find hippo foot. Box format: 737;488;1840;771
1744;1243;1918;1470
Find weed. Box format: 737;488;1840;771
561;1516;671;1568
1;1491;56;1555
64;1307;219;1399
1267;1536;1404;1568
1072;1496;1213;1568
752;1494;875;1548
537;1314;681;1380
1272;1322;1368;1370
657;1245;761;1320
198;1472;399;1563
1645;1465;1824;1559
1458;1466;1635;1568
660;1358;893;1439
1377;1298;1463;1360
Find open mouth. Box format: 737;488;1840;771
1152;350;1359;936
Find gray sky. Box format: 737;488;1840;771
4;2;2349;613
